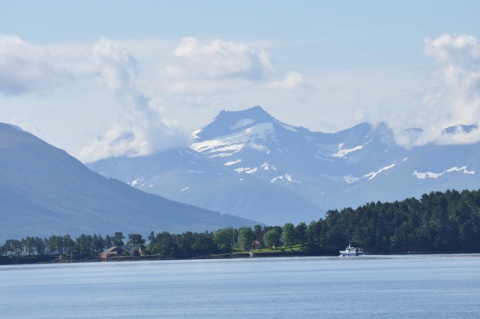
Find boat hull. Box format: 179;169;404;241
339;251;364;257
339;244;364;257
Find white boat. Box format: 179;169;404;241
339;243;364;257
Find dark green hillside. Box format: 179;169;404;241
0;123;258;241
306;189;480;254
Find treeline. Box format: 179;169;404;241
1;233;126;259
2;189;480;260
0;225;306;260
307;189;480;254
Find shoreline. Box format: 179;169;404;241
1;250;324;265
2;249;473;266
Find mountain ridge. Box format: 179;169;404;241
88;105;480;225
0;123;258;242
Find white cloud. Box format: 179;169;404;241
92;38;141;95
388;33;480;147
78;118;190;163
79;38;190;162
424;34;480;66
1;34;366;162
268;71;304;90
0;34;304;162
0;34;78;95
171;36;273;80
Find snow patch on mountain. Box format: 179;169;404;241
270;174;296;184
332;145;363;158
413;171;442;179
413;166;475;179
225;159;241;166
244;122;275;137
191;140;244;155
191;122;274;158
247;142;269;152
282;123;298;132
230;119;255;130
332;140;372;158
364;164;396;180
344;175;360;184
129;178;155;189
130;178;143;187
261;162;277;171
447;167;474;174
235;167;258;174
210;147;244;158
314;144;337;161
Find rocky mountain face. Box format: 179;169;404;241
0;123;257;242
88;106;480;225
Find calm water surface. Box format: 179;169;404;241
1;255;480;318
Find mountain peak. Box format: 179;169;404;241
217;105;272;121
2;123;23;131
195;106;275;140
443;124;478;135
87;106;480;227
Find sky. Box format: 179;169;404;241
1;0;480;162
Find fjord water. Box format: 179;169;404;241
1;255;480;318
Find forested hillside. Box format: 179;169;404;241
2;188;480;262
308;189;480;254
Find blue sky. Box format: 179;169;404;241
1;1;480;161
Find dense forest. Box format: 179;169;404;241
2;188;480;262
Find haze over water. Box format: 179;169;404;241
1;255;480;318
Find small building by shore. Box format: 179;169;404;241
100;246;128;259
252;240;262;249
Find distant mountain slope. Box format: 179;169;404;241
90;148;321;225
0;123;258;242
88;106;480;225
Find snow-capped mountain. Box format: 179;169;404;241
88;106;480;225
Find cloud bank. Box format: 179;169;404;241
0;34;78;95
4;32;480;161
268;71;304;90
390;33;480;147
171;37;273;80
0;34;302;162
79;38;190;162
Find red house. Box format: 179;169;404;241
99;246;127;259
252;240;262;249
